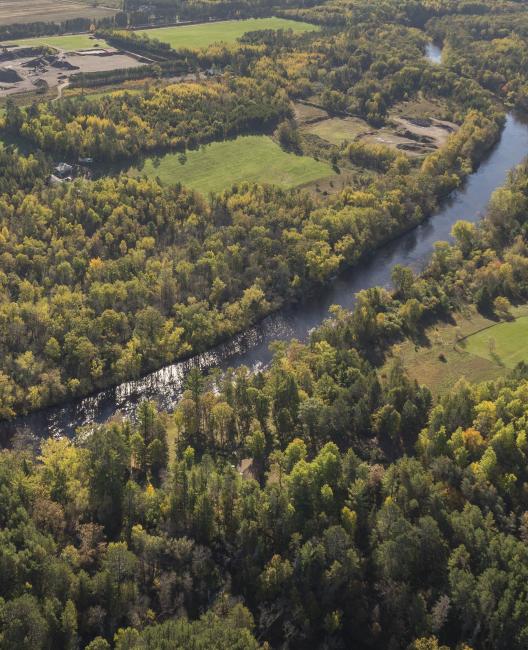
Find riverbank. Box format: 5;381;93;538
2;111;527;442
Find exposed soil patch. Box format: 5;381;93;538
0;47;145;98
302;108;458;158
393;116;457;148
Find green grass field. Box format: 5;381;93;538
464;317;528;369
137;17;318;50
382;306;528;396
128;135;333;195
1;33;108;51
305;117;370;145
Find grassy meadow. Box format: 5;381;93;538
305;117;370;145
1;33;107;51
382;305;528;396
136;17;318;50
128;135;333;195
464;317;528;369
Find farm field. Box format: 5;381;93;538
0;1;116;26
127;135;333;195
1;33;108;51
464;317;528;369
382;305;528;396
136;17;318;50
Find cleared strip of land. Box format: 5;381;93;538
128;135;333;195
1;34;109;51
136;17;318;50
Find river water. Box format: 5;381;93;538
3;54;528;440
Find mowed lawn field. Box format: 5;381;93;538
128;135;333;195
136;17;318;50
464;317;528;369
1;33;108;51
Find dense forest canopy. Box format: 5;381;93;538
3;0;528;648
4;159;528;648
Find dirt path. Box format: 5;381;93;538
54;80;69;101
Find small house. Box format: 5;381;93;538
55;162;73;178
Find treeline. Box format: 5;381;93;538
0;108;501;419
2;78;291;161
98;29;178;60
122;0;314;23
68;60;189;90
283;0;522;29
0;17;123;45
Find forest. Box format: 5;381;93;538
4;0;528;648
0;109;500;417
4;160;528;648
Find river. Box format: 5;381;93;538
3;56;528;441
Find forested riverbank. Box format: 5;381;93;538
0;108;502;420
5;157;528;649
5;2;528;648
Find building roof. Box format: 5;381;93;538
55;162;73;174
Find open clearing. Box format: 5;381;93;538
382;305;528;396
294;102;329;125
1;34;109;51
0;1;116;26
136;17;318;50
300;95;456;154
304;116;370;145
361;116;456;156
304;112;457;155
128;135;333;195
464;317;528;369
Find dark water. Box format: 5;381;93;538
3;41;528;440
